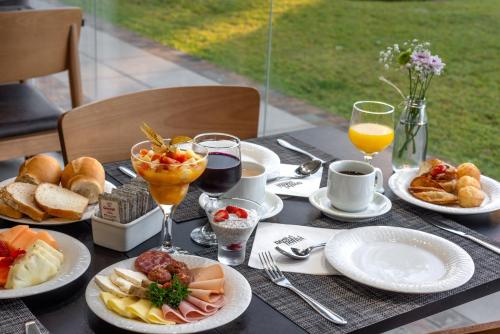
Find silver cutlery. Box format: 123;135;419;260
277;139;326;164
276;242;326;260
268;159;324;184
258;251;347;324
430;221;500;255
25;321;41;334
118;166;137;178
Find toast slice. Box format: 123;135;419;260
0;192;23;219
35;183;89;220
1;183;47;221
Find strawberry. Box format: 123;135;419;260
0;241;9;257
234;208;248;219
160;156;179;164
227;243;243;251
213;210;229;222
431;165;447;178
151;154;161;161
226;205;239;214
139;148;149;156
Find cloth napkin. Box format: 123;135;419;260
248;223;343;275
0;299;49;334
266;164;322;197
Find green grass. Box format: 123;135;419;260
67;0;499;179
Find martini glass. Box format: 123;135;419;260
131;140;208;253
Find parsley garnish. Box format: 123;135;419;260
148;275;189;308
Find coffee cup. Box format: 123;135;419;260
327;160;383;212
225;161;266;204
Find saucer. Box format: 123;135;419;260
309;187;391;222
199;190;283;220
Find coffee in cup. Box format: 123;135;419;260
225;161;266;204
327;160;383;212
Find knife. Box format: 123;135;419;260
118;166;137;178
428;220;500;255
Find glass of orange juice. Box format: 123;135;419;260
349;101;395;164
131;140;208;253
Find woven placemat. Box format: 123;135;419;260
0;299;49;334
103;134;335;223
195;198;500;334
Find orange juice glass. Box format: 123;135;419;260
131;140;208;253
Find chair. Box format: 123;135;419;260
58;86;260;164
0;8;83;160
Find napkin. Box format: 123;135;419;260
248;223;343;275
266;164;322;197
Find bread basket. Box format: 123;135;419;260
91;207;162;252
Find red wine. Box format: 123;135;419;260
195;152;241;195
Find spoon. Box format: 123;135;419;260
268;160;322;183
275;242;326;260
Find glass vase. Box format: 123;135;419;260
392;99;428;171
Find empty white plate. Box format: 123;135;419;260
309;187;391;222
241;142;280;180
324;226;475;293
199;191;283;220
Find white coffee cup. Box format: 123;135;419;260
225;161;266;204
327;160;383;212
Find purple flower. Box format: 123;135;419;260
429;55;445;75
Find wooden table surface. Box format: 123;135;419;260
3;126;498;334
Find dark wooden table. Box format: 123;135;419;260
3;126;498;334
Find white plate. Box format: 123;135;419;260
0;177;116;225
0;228;91;299
85;254;252;334
241;142;280;180
325;226;474;293
388;169;500;215
309;187;391;222
199;191;283;220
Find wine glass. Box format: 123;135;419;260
190;133;242;246
131;140;208;253
348;101;395;164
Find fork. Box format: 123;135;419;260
258;251;347;325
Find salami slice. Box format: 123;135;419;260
134;250;172;274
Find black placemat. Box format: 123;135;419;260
195;198;500;334
103;134;335;223
0;299;49;334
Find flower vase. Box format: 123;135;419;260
392;99;428;171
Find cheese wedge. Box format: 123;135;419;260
110;273;134;294
95;275;128;298
126;299;152;322
28;240;63;265
5;247;59;288
114;268;148;287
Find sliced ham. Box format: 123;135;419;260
161;304;188;324
186;295;224;313
189;278;224;293
189;288;223;303
178;300;218;321
190;264;224;281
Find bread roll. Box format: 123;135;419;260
458;186;484;208
16;155;62;185
457;163;480;182
456;176;481;192
61;157;105;204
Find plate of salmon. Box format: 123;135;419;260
85;251;252;333
0;225;90;298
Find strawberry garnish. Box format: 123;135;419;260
227;243;243;251
431;165;447;178
226;205;239;214
234;208;248;218
213;210;229;222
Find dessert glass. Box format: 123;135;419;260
206;198;262;266
131;140;208;253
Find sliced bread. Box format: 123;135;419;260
35;183;89;220
2;183;47;221
0;188;23;219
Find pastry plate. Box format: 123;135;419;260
0;228;91;299
241;142;280;181
309;187;391;222
325;226;474;293
199;191;283;220
86;255;252;334
389;169;500;215
0;177;116;225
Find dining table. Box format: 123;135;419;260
1;125;499;334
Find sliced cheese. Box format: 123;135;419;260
114;267;148;287
94;275;128;298
126;299;152;322
5;248;59;288
100;291;115;305
107;296;138;318
110;273;134;294
147;307;175;325
27;240;63;267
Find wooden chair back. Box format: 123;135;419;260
59;86;261;163
0;7;83;107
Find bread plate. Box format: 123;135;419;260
0;177;116;225
0;228;91;299
389;169;500;215
86;254;252;333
